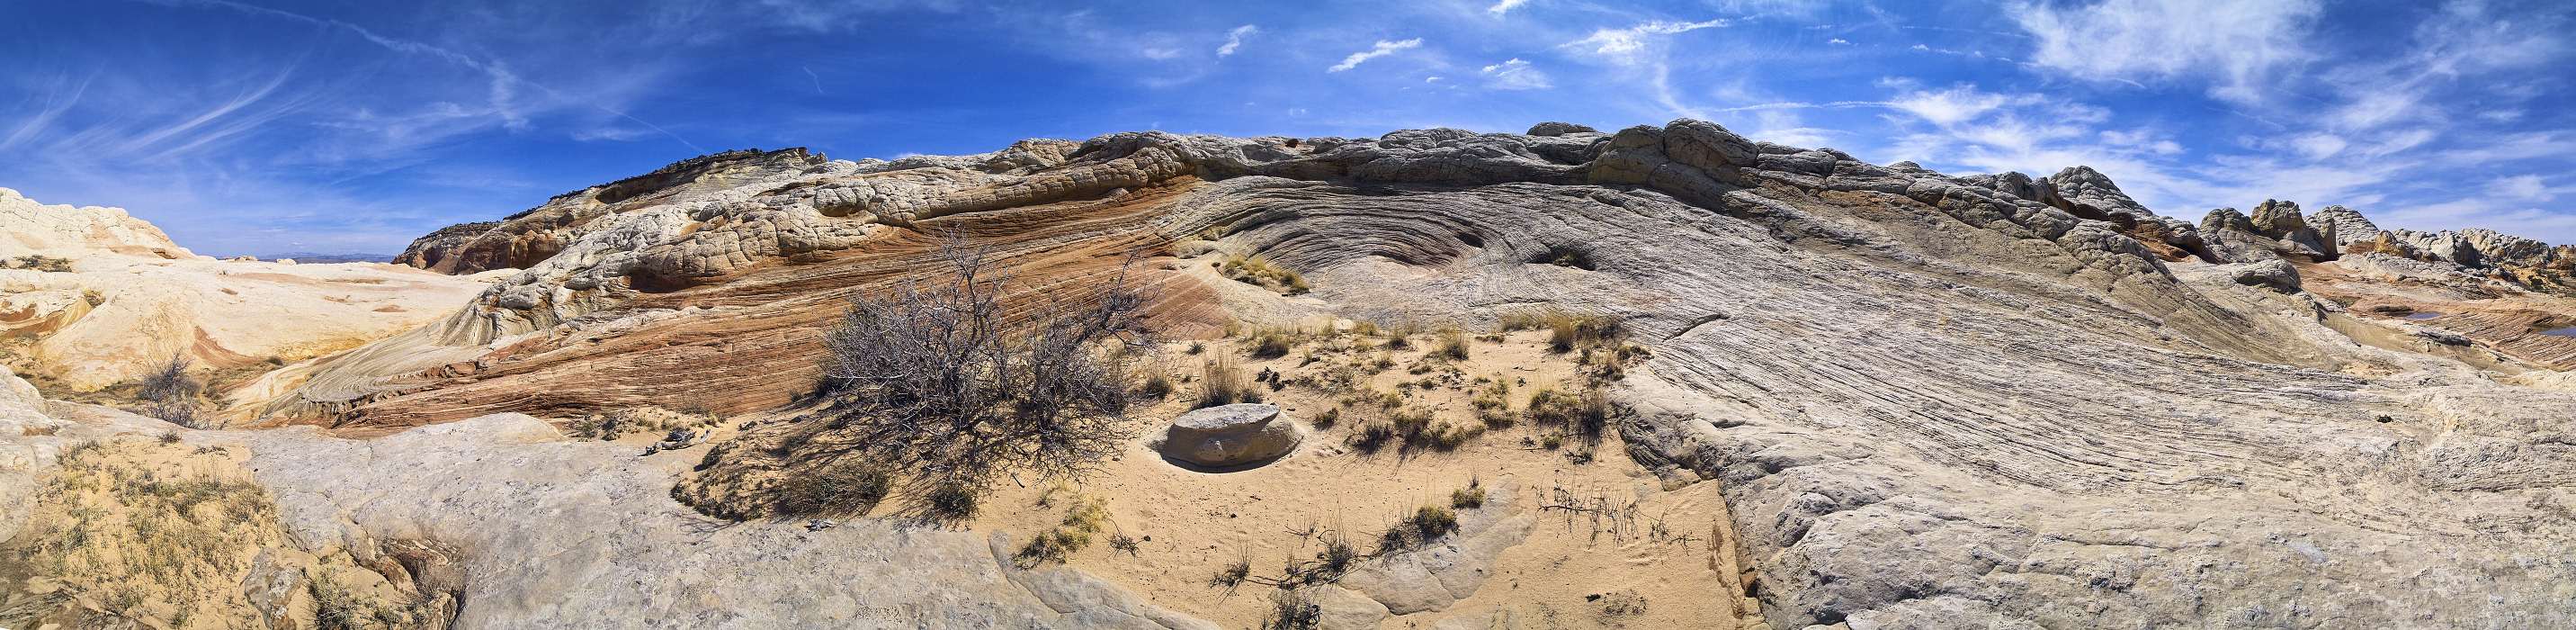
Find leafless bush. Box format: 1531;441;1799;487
802;233;1153;513
138;355;204;428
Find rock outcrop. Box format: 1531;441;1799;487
250;119;2576;628
1155;403;1300;468
1952;166;2208;262
2309;204;2380;246
0;187;192;261
0;190;496;392
220;413;1211;629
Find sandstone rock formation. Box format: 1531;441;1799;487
137;118;2576;627
2309;204;2379;246
0;190;499;393
221;413;1211;629
1155;402;1300;468
0;363;64;542
0;186;192;260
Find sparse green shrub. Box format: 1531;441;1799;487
1311;407;1340;429
1015;497;1111;566
1409;505;1460;537
1450;478;1486;509
1379;504;1461;553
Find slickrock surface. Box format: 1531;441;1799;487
0;186;192;259
224;413;1212;629
0;189;501;393
85;118;2576;626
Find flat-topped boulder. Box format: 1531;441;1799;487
1158;403;1299;468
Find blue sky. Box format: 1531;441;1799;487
2;0;2571;256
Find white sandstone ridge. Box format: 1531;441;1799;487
0;188;500;393
0;186;192;261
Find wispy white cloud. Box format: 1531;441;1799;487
1487;0;1533;16
570;127;655;142
2;71;95;151
1563;19;1729;66
1883;86;2029;126
2490;174;2565;202
1217;24;1258;57
1328;38;1422;73
2010;0;2321;103
1479;58;1552;90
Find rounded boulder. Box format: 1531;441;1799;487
1158;403;1300;469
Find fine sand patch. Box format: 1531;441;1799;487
970;326;1758;628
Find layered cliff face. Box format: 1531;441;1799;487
267;119;2576;627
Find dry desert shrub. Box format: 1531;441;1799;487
791;233;1152;518
137;355;205;428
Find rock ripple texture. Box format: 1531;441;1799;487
284;118;2576;627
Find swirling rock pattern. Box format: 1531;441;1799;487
298;119;2576;628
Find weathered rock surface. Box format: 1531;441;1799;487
0;186;192;260
0;190;498;392
242;118;2576;628
2309;204;2380;246
0;364;62;542
1332;481;1530;616
220;413;1211;629
1155;403;1299;467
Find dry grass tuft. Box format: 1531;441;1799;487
1432;328;1471;361
1221;255;1310;295
1198;356;1263;409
